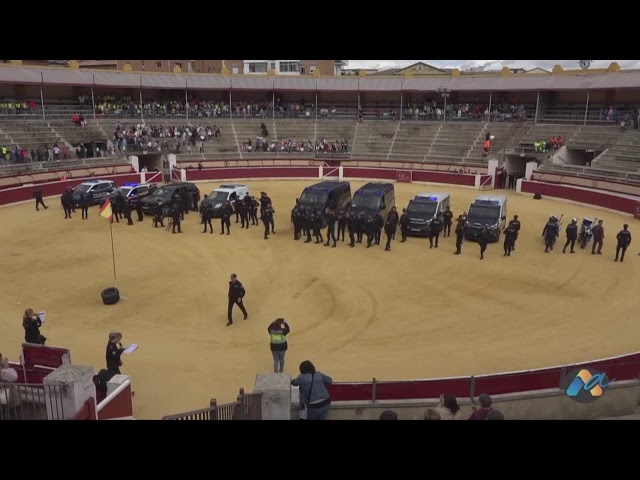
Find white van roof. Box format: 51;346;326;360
474;195;507;206
415;192;450;202
215;185;248;193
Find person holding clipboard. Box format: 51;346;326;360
106;332;125;375
22;309;46;345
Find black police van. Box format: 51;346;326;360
349;183;395;221
293;181;351;226
140;182;199;216
464;195;508;242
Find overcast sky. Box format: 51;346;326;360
347;60;640;71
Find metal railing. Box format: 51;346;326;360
0;383;65;420
162;388;263;420
0;157;129;177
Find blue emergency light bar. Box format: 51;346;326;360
123;182;138;187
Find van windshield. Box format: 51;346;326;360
407;201;437;216
351;194;381;211
149;188;176;199
208;191;229;202
468;204;500;222
299;190;328;206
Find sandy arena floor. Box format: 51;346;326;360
1;180;639;419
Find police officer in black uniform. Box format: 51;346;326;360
388;206;399;239
563;218;579;254
251;197;259;225
478;227;490;260
542;216;560;253
442;206;453;237
262;205;274;240
122;200;133;226
337;210;346;242
227;274;248;326
303;209;313;243
221;201;232;235
356;212;365;243
239;201;249;229
365;215;376;248
202;203;213;234
312;210;324;244
199;194;208;224
260;192;274;232
135;198;144;222
292;207;300;240
384;215;396;251
171;202;182;233
180;189;190;217
192;188;200;212
399;208;409;242
428;214;443;249
80;192;89;220
373;211;384;245
454;215;465;255
115;191;126;223
614;224;632;262
325;207;337;247
591;219;604;255
347;211;357;247
508;215;521;250
503;225;517;257
62;190;72;219
33;187;48;211
153;200;164;228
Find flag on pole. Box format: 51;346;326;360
100;198;113;221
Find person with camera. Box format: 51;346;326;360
22;309;46;345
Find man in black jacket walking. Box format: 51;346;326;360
33;187;48;211
268;318;290;373
615;224;632;262
227;274;248;326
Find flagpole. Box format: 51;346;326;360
109;218;117;285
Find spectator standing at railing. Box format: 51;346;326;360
0;354;21;420
436;394;463;420
291;361;332;420
469;394;493;420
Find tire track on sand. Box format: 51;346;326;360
331;285;378;352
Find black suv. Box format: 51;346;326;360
140;182;199;216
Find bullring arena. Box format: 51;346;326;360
1;61;640;420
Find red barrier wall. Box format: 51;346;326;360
531;171;640;198
343;167;477;187
97;382;134;420
521;180;640;215
0;174;141;207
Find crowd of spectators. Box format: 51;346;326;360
112;122;222;154
0;99;39;115
534;136;564;153
378;393;505;420
0;141;110;165
403;100;527;122
241;137;349;154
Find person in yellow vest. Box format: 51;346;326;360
268;318;290;373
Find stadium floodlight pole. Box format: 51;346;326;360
357;77;361;116
229;77;233;120
534;91;540;123
185;77;189;122
584;91;590;126
315;80;318;149
139;77;144;124
91;75;96;120
438;86;450;122
487;91;492;123
272;78;275;120
400;79;403;121
40;71;45;120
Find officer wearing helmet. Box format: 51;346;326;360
563;218;579;254
542;216;560;253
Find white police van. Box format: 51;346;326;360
465;195;508;242
71;179;116;206
406;193;451;235
204;184;250;217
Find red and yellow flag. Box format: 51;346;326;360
100;198;113;221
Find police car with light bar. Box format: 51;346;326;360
109;182;155;202
202;184;250;217
464;195;508;242
71;179;116;206
406;192;450;235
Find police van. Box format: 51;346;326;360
465;195;508;242
293;181;351;225
140;182;199;215
203;184;250;217
350;183;395;222
71;179;116;206
406;192;451;235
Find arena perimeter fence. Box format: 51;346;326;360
326;351;640;402
161;388;263;420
